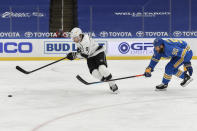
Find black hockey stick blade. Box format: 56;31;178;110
76;75;90;85
16;66;30;74
15;56;68;75
76;74;144;85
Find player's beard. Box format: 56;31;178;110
159;47;164;53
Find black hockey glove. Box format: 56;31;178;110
80;53;88;58
76;47;88;58
184;62;193;76
67;52;77;60
144;67;152;77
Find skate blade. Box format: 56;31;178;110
155;88;167;91
111;90;119;94
182;78;193;87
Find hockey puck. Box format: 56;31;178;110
8;95;12;97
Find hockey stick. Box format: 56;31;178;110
76;74;144;85
16;56;68;74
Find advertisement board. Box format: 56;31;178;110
0;38;196;60
106;38;197;59
78;0;197;38
0;39;107;60
0;0;50;34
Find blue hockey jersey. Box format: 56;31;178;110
149;39;192;70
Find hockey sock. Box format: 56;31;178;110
98;65;115;86
174;69;185;79
162;73;172;85
92;69;103;80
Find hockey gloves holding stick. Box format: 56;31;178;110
67;48;88;60
67;52;77;60
67;48;80;60
76;48;88;58
144;67;153;77
184;62;193;76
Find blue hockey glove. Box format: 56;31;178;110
144;67;152;77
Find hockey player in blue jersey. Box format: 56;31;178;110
144;38;193;90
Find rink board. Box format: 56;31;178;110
0;38;196;60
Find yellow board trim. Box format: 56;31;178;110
0;57;65;61
0;56;196;61
107;56;152;60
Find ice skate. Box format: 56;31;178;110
180;73;193;87
155;83;168;91
110;84;119;93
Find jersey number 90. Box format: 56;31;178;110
172;48;179;56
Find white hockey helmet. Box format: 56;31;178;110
70;27;82;39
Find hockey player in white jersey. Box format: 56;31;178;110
67;27;118;93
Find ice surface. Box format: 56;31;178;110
0;60;196;131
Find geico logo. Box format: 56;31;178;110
46;43;77;51
0;42;32;53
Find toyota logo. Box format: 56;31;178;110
173;31;182;37
136;31;144;37
100;31;108;37
24;32;33;38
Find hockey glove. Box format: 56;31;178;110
144;67;152;77
76;48;88;58
184;62;193;76
80;53;88;58
67;52;77;60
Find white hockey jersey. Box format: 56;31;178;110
75;34;105;58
